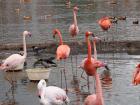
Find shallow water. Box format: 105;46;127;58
0;0;140;45
1;0;140;105
0;51;140;105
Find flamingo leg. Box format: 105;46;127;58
60;69;63;88
63;59;68;93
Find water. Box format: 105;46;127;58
0;0;140;45
0;0;140;105
0;51;140;105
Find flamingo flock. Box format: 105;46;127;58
0;2;139;105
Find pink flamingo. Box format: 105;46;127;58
132;64;140;85
80;31;107;76
98;17;111;31
0;31;31;71
52;29;70;92
83;71;104;105
69;6;79;37
52;29;70;60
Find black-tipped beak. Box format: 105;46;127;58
105;65;110;70
91;33;95;37
53;35;55;38
28;32;32;37
38;95;41;99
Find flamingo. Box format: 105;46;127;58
52;29;70;60
83;71;104;105
0;31;31;71
98;17;111;31
132;64;140;85
80;31;107;76
52;29;70;92
37;79;70;105
69;6;79;37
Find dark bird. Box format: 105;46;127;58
133;20;139;24
32;46;46;55
33;57;57;68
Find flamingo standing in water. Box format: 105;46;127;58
69;6;79;37
132;64;140;85
83;71;104;105
80;31;107;76
98;17;111;31
0;31;31;71
52;29;70;91
37;79;70;105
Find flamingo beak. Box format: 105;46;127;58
105;65;110;70
53;34;55;38
28;32;32;37
91;33;95;37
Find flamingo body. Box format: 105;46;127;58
81;58;106;76
132;64;140;85
98;17;111;31
56;45;70;60
69;24;79;37
37;79;69;105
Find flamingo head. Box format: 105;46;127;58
92;36;101;43
52;29;60;38
23;31;31;37
73;6;79;12
85;31;95;38
136;64;140;68
37;79;47;90
0;63;9;71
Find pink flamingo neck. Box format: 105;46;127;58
55;30;63;45
73;10;78;27
86;36;92;61
94;72;104;105
23;34;27;58
93;40;97;60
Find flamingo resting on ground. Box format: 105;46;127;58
84;71;104;105
80;31;107;76
0;31;31;71
37;79;70;105
98;17;111;31
52;29;70;60
132;64;140;85
69;6;79;37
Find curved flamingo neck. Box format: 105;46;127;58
93;40;97;60
23;34;27;58
73;10;78;27
94;72;104;105
86;36;92;61
56;30;63;45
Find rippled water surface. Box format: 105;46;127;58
0;0;140;44
0;51;140;105
0;0;140;105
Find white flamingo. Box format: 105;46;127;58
69;6;79;37
0;31;31;71
37;79;70;105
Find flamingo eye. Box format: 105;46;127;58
6;64;9;66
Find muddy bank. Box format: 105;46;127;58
0;40;140;54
